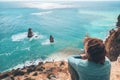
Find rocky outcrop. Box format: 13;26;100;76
12;69;25;76
105;14;120;61
0;61;120;80
116;14;120;27
0;72;9;79
49;35;54;43
105;28;120;61
27;28;33;38
0;61;70;80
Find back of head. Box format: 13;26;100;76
86;38;106;64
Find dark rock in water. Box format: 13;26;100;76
38;62;43;66
105;28;120;61
26;65;36;74
49;35;54;43
27;68;35;74
12;69;24;76
27;65;35;69
0;73;9;79
27;28;33;38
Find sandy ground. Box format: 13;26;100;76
110;59;120;80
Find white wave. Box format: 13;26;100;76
21;47;30;51
5;48;84;72
31;11;52;16
23;2;76;9
6;59;44;72
41;39;51;45
79;10;109;17
0;52;11;56
79;10;119;20
16;15;22;19
46;48;84;61
11;32;44;42
28;32;44;41
11;32;27;42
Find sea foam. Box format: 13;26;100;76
5;47;84;72
41;39;51;45
11;32;44;42
45;48;84;61
11;32;27;42
5;59;44;72
31;11;52;16
23;2;76;9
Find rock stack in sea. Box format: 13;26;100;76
105;14;120;61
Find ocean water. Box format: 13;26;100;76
0;1;120;72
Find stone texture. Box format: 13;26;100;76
105;28;120;61
116;14;120;27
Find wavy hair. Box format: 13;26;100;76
84;37;106;64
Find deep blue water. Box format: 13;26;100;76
0;1;120;72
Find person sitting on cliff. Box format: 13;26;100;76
68;37;111;80
27;28;34;38
49;35;54;43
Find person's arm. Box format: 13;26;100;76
68;54;87;68
68;55;82;69
80;54;88;60
68;55;81;80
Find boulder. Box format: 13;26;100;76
12;69;24;76
24;77;35;80
26;65;36;74
117;14;120;21
47;73;56;79
32;72;38;76
27;28;33;38
49;35;54;43
1;77;14;80
0;73;9;79
27;68;35;74
116;22;120;27
38;62;43;66
105;28;120;61
60;61;65;66
36;66;45;72
116;14;120;27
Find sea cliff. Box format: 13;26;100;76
0;60;120;80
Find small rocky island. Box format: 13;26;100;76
27;28;34;38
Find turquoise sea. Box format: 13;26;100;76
0;1;120;72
